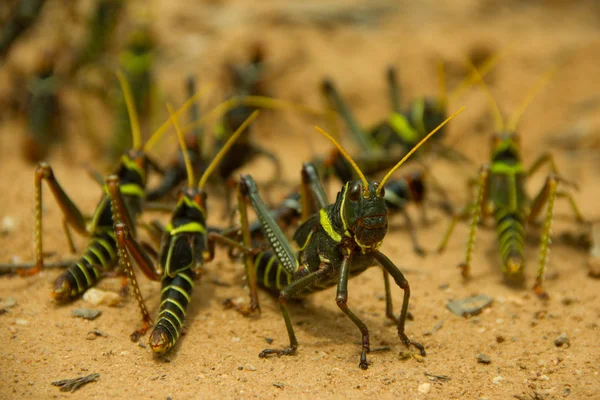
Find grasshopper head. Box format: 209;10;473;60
491;132;521;163
171;187;207;226
116;149;149;187
52;275;78;302
341;180;388;250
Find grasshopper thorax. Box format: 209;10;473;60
339;180;388;250
491;132;521;163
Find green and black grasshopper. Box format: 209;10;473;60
107;107;259;353
321;54;502;166
437;67;585;299
233;108;464;369
13;72;192;301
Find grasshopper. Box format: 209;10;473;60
107;108;260;353
233;108;464;369
437;66;585;298
14;72;197;301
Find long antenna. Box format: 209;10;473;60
143;82;215;151
167;104;195;188
465;59;505;132
507;68;555;132
314;126;369;193
197;110;260;189
377;107;466;194
116;70;142;150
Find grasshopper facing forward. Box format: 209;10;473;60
438;68;585;299
234;108;464;369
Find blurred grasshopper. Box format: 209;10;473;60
437;65;585;299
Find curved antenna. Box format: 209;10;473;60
314;126;369;193
115;70;142;150
448;47;508;104
143;82;215;151
198;110;260;189
438;61;447;109
166;104;195;188
507;68;555;132
181;96;334;138
465;59;505;132
377;107;465;195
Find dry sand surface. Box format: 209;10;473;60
1;1;600;399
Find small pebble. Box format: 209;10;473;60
477;353;492;364
1;216;16;234
8;326;17;334
232;337;241;343
418;382;431;394
72;308;101;320
15;319;28;326
496;335;506;343
554;333;570;347
446;295;493;317
83;289;122;307
492;376;504;385
246;365;256;371
265;337;274;344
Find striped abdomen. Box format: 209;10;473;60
254;251;293;295
149;268;196;353
52;232;118;302
494;207;526;281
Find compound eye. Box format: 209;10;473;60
348;183;361;201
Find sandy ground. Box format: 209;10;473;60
1;1;600;399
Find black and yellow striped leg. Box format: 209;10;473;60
300;162;328;222
23;162;91;276
526;175;559;299
336;252;371;369
373;251;425;356
259;267;329;359
459;165;491;278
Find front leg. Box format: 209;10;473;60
335;251;371;369
373;251;425;356
259;266;328;359
300;162;328;222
